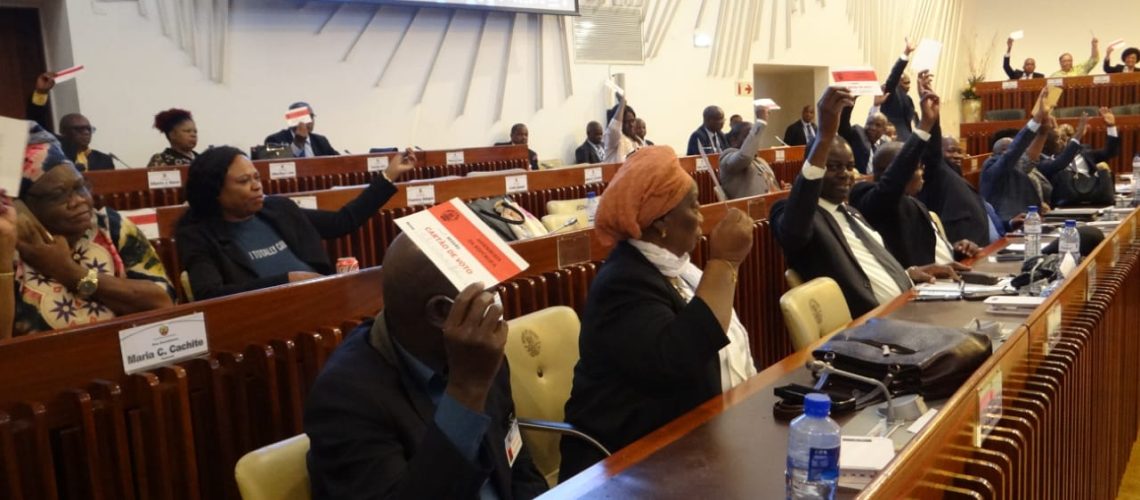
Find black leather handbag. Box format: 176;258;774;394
811;318;992;399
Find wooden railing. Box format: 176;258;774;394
975;72;1140;117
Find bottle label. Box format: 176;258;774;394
807;447;839;481
1025;224;1041;235
1060;241;1079;253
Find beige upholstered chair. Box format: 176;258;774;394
545;198;589;215
505;306;608;486
540;212;589;233
784;268;804;289
779;277;852;351
234;434;311;500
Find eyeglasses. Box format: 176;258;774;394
65;125;96;134
25;180;92;206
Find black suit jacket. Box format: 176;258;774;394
561;241;727;481
881;57;916;140
1049;134;1120;206
783;121;817;147
849;133;938;268
686;126;728;155
574;141;602;164
1003;56;1045;79
176;176;396;299
838;106;875;174
1103;58;1138;74
772;172;911;317
305;318;547;500
917;124;992;246
265;128;340;157
981;123;1045;222
26;97;115;171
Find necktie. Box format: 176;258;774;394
838;204;913;292
805;123;816;144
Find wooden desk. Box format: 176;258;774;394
546;209;1140;499
975;72;1140;115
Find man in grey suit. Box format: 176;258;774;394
719;103;782;199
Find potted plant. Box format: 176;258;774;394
961;34;997;124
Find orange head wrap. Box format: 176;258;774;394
595;146;694;246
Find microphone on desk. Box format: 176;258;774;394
806;359;897;425
774;136;790;147
108;153;133;169
548;217;580;234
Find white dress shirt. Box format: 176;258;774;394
290;130;315;158
603;115;643;163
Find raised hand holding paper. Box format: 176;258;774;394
605;78;625;97
1009;30;1024;41
754;98;781;110
0;117;29;194
1108;39;1126;50
831;67;883;96
285;106;313;127
911;39;942;73
394;198;529;291
52;65;85;84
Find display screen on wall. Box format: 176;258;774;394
337;0;579;15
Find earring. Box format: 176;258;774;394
660;228;667;238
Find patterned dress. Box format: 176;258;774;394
146;148;196;167
14;208;174;336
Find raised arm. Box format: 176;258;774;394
883;40;914;92
1081;37;1101;74
1090;107;1122;163
303;150;413;238
26;73;56;132
1004;38;1019;79
602;97;626;160
837;101;870;173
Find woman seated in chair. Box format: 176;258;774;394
176;146;415;300
559;146;757;480
0;124;175;339
146;108;199;167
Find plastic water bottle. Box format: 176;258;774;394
1058;220;1080;263
1024;206;1042;261
585;191;599;226
786;393;841;500
1132;154;1140;206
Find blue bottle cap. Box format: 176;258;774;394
1065;220;1077;227
804;393;831;417
587;191;597;198
1028;205;1038;213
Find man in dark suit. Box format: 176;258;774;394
686;105;727;155
881;40;917;141
917;134;995;247
574;121;605;164
305;235;548;500
838;103;888;174
264;102;340;157
981;88;1055;222
772;87;953;317
1003;37;1045;79
782;105;818;147
849;77;980;269
633;118;654;146
495;123;539;169
26;72;115;171
1048;107;1120;207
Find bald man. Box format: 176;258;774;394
782;105;818;147
1003;37;1044;79
686;105;727;155
305;235;547;499
1051;37;1100;77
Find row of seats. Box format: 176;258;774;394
984;103;1140;121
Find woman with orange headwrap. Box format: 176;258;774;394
559;145;756;480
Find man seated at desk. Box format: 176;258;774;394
26;73;115;171
264;102;340;158
304;235;548;499
771;87;958;318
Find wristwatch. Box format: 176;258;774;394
75;269;99;299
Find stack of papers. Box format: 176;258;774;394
915;279;1014;300
838;436;895;490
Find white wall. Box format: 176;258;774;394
53;0;970;166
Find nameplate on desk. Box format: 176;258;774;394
774;149;785;162
290;195;318;210
147;170;182;189
584;167;603;184
1093;75;1111;85
269;162;297;180
119;312;209;375
1045;304;1062;355
1112;236;1120;266
1001;80;1019;90
446;151;465;165
557;232;591;268
696;157;711;172
406;185;436;206
1086;261;1097;301
970;157;978;169
747;198;768;220
366;156;389;172
1047;78;1063;87
974;369;1003;447
505;175;528;194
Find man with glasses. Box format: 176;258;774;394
27;72;115;171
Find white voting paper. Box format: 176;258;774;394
1109;39;1126;50
0;117;29;194
605;79;625;97
754;98;781;110
395;198;529;292
1009;30;1025;41
831;67;883;96
911;39;942;73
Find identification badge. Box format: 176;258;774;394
505;418;523;467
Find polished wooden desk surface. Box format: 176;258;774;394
543;240;1024;499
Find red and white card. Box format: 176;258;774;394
285;106;313;127
395;198;529;291
831;67;882;96
53;65;85;84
